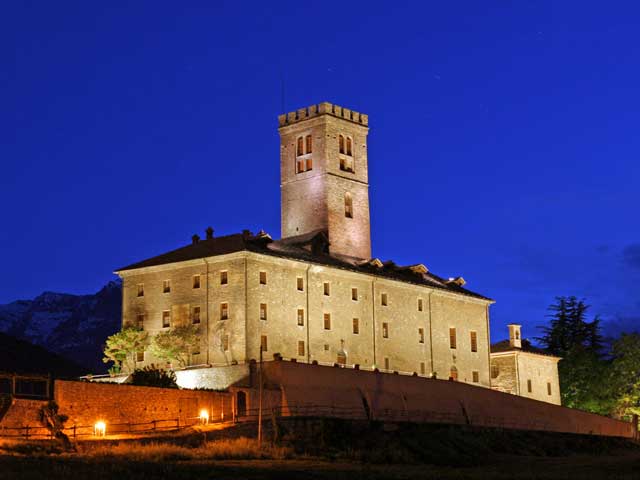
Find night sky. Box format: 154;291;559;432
2;2;639;343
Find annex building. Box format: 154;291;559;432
115;102;558;403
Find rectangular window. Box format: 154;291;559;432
193;275;201;289
420;362;426;375
305;135;312;154
547;382;552;396
297;136;304;156
491;364;499;378
298;340;305;356
306;157;313;171
220;302;229;320
449;327;457;349
381;293;388;306
296;159;304;174
220;271;228;285
136;313;145;329
418;327;425;344
382;322;389;338
418;298;423;312
259;271;267;285
324;344;329;351
192;306;201;325
384;358;390;370
297;277;304;291
162;310;171;328
472;371;479;383
352;318;359;335
163;280;171;293
222;335;229;351
470;331;478;352
137;284;144;297
260;335;268;352
260;303;267;321
323;282;330;296
527;379;532;393
136;351;144;362
351;287;358;301
323;313;331;330
297;308;304;326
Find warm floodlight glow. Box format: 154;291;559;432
199;409;209;425
94;420;106;437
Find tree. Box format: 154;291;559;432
609;333;640;420
130;365;178;388
149;324;201;368
39;401;71;450
103;327;149;373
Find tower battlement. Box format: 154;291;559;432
278;102;369;128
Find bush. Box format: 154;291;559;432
130;365;178;388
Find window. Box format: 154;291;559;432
339;135;345;154
351;287;358;301
340;156;354;173
136;351;144;362
516;330;520;340
297;277;304;291
323;313;331;330
193;275;201;289
527;379;532;393
222;335;229;351
220;271;228;285
470;331;478;352
324;344;329;351
260;303;267;321
192;306;201;325
346;137;352;156
220;302;229;320
382;322;389;338
260;335;268;352
450;366;458;381
163;280;171;293
418;298;423;312
298;340;305;356
491;364;499;378
137;284;144;297
323;282;330;296
297;308;305;326
547;382;552;396
296;135;313;173
162;310;171;328
344;192;353;218
136;313;145;329
259;271;267;285
418;328;425;344
297;136;304;156
305;135;312;154
449;327;457;349
420;362;426;375
384;358;390;370
352;318;359;334
337;351;347;365
381;293;388;306
472;371;479;383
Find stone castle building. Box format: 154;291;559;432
115;102;559;402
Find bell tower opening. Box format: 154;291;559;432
278;102;371;260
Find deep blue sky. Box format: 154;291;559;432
2;1;639;342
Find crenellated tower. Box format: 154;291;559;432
278;102;371;260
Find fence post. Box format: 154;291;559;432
177;417;180;430
73;425;76;440
152;420;156;431
25;425;29;440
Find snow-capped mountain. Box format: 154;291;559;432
0;281;122;373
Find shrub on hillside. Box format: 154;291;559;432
130;365;178;388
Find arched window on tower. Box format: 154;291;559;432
339;135;354;173
297;137;304;156
295;135;313;174
305;135;312;154
339;135;345;154
344;192;353;218
346;137;352;156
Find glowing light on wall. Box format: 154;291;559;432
94;420;106;437
199;409;209;425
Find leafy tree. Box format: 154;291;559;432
149;324;201;368
130;365;178;388
103;327;149;373
39;401;71;450
609;333;640;420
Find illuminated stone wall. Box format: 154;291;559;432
490;354;518;394
490;352;561;405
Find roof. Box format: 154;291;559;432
115;230;493;302
490;339;559;358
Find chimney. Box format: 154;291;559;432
192;234;200;245
508;324;522;349
205;227;214;240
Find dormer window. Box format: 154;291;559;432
295;134;313;174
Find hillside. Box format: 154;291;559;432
0;281;121;373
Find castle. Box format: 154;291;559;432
115;102;560;404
